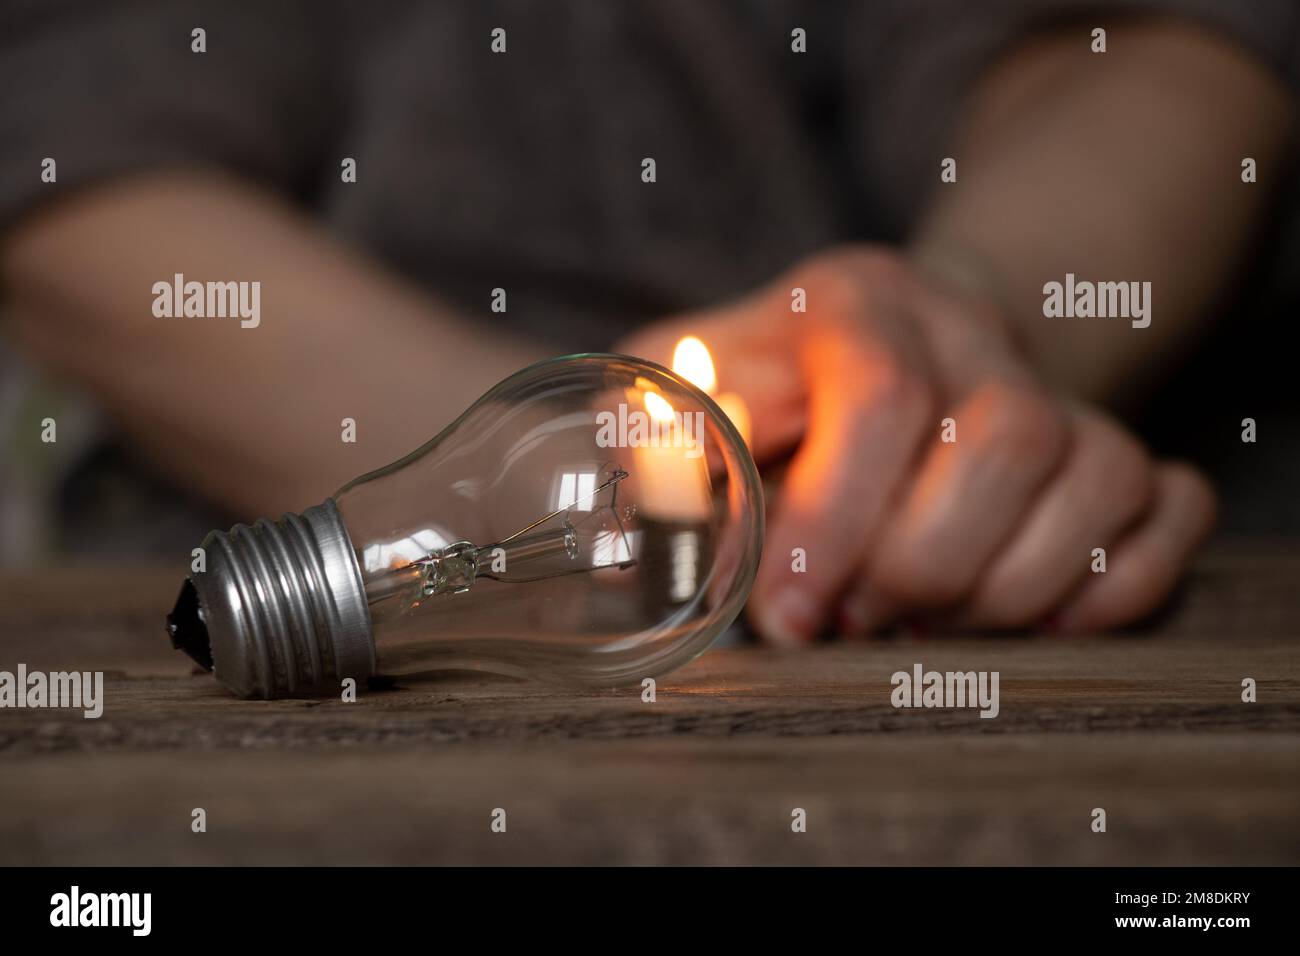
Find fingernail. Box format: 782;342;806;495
758;589;819;647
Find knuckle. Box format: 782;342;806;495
800;260;867;315
1082;417;1155;516
1111;451;1155;521
966;381;1069;466
855;350;933;421
842;247;908;286
1165;461;1217;519
815;244;900;279
797;246;907;314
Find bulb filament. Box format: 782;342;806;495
410;467;633;598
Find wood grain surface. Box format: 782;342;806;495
1;542;1297;865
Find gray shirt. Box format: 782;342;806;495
2;0;1297;348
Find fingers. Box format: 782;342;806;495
620;246;1215;641
844;380;1069;623
953;406;1155;628
1050;462;1217;631
749;261;938;645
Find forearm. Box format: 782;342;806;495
0;171;547;517
911;18;1293;403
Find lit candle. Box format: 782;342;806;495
671;335;751;447
633;387;712;522
628;336;751;522
636;337;747;611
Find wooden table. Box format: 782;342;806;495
2;543;1297;865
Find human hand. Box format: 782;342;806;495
618;246;1216;643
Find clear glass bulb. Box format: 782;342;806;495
167;354;764;697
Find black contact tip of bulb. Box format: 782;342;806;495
166;578;214;672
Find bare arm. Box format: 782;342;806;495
912;17;1294;404
1;171;547;517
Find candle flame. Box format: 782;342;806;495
644;390;676;422
671;336;717;395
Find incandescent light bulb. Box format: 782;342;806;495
166;354;764;698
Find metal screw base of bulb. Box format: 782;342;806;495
168;499;375;699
